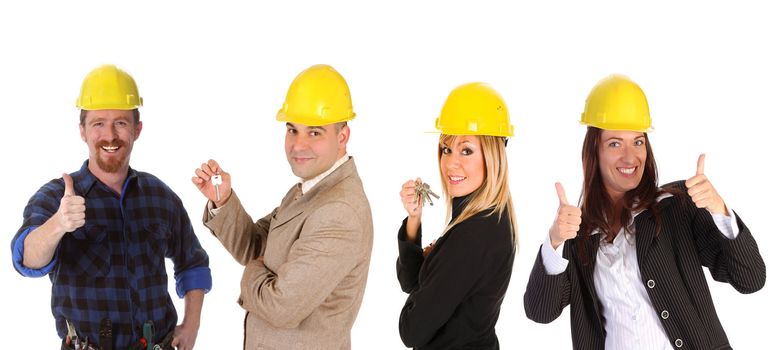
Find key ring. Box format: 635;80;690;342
414;181;439;206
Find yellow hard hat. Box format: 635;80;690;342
276;64;355;126
76;64;142;110
581;74;652;132
435;82;513;137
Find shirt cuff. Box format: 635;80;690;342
541;234;569;275
12;226;57;277
208;201;222;217
711;206;739;240
175;266;213;298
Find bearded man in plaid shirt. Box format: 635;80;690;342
10;65;211;350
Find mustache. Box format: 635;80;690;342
96;140;127;149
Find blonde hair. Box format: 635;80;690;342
438;134;518;249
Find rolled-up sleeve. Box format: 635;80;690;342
175;266;212;298
171;195;212;298
11;181;63;278
12;226;58;277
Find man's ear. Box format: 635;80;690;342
134;121;143;140
338;124;350;148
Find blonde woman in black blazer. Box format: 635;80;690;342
524;75;765;350
396;83;517;349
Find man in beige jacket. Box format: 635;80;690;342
192;64;373;349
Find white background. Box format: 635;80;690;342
1;1;778;348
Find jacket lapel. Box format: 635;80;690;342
269;184;305;231
581;234;605;336
269;158;358;231
634;196;674;266
635;212;654;267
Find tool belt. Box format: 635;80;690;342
61;319;174;350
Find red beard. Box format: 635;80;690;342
95;140;129;173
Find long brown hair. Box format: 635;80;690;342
576;127;666;264
438;134;518;250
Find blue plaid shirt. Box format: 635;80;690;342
11;161;212;348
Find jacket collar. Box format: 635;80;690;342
300;154;350;194
271;157;359;229
588;191;674;237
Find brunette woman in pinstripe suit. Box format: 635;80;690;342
524;75;765;350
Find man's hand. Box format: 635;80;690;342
171;322;199;350
57;173;86;233
192;159;232;207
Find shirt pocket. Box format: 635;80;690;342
61;225;111;276
140;222;170;276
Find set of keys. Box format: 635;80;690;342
211;174;223;202
414;181;440;206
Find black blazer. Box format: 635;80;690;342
397;196;515;349
524;181;765;350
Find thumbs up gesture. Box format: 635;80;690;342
549;182;582;249
685;154;727;216
57;173;86;233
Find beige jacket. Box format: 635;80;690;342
204;158;373;350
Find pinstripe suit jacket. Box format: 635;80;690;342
524;181;765;350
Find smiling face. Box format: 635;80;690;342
285;122;349;180
439;135;486;198
598;129;647;202
80;109;141;174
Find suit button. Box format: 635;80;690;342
661;310;670;319
675;338;683;347
647;279;655;288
